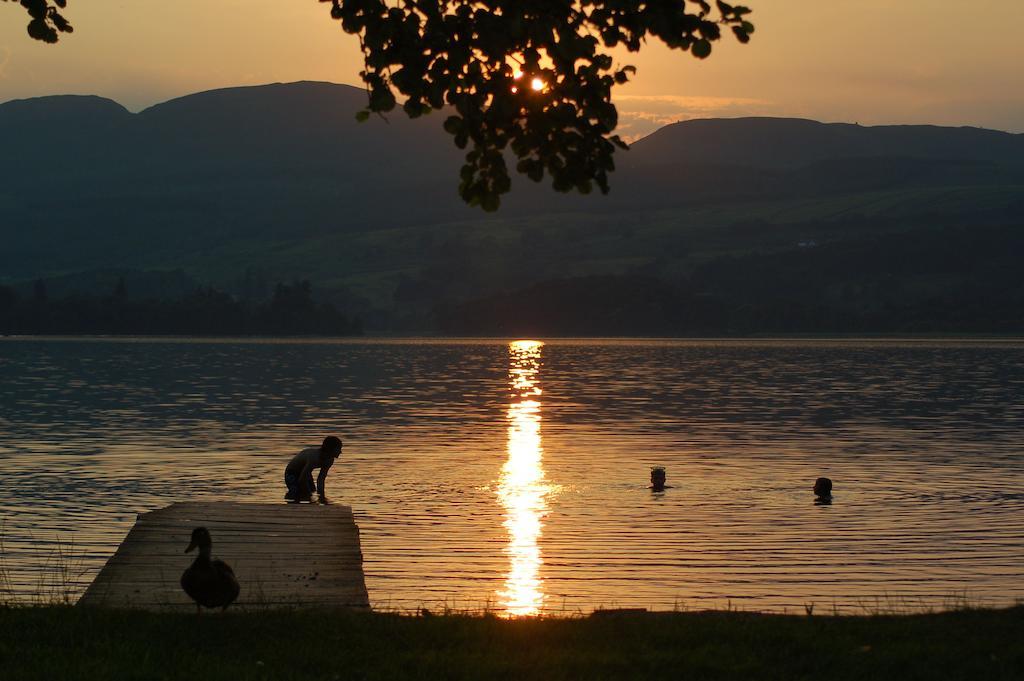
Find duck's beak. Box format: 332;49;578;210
185;539;197;553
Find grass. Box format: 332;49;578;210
2;536;1022;678
0;605;1020;680
0;530;86;608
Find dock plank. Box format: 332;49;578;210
78;502;370;611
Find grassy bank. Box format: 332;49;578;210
0;606;1021;680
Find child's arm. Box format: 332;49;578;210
316;458;335;498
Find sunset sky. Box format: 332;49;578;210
1;0;1022;140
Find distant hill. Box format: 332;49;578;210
1;82;470;258
2;82;1023;333
630;117;1024;168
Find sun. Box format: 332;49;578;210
510;69;546;94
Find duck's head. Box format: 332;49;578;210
185;527;213;554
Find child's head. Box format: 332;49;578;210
322;435;343;458
650;467;667;489
813;477;832;497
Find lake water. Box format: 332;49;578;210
1;337;1023;614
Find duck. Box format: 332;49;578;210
181;527;240;612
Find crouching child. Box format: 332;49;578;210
285;436;343;503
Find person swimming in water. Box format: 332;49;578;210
814;477;833;504
284;436;343;503
650;466;671;492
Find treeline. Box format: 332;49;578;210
437;222;1024;336
0;280;361;336
437;273;1024;337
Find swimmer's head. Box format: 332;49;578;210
813;477;832;498
651;466;667;491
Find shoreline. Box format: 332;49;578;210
1;605;1021;679
4;333;1024;345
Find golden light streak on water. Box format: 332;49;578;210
497;340;552;616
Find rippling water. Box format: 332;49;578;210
1;337;1023;614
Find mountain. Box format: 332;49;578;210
630;117;1024;168
2;81;1023;333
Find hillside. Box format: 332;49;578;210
2;81;1023;333
631;117;1024;168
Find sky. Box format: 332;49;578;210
1;0;1023;140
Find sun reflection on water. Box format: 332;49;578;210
497;340;553;616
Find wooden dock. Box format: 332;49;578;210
79;502;370;611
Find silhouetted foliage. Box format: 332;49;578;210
323;0;753;210
0;280;362;336
259;280;360;335
5;0;72;43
